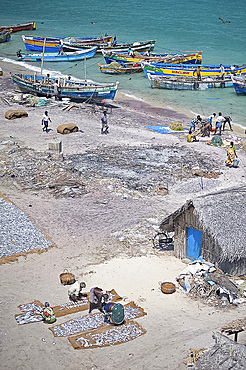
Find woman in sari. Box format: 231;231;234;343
226;142;237;167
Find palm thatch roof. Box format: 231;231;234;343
161;185;246;263
192;332;246;369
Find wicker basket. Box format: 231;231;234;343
60;272;75;285
161;282;176;294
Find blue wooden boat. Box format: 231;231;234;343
231;75;246;95
17;46;97;62
148;74;233;90
22;35;113;52
11;73;119;102
142;62;246;78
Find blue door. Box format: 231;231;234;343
186;227;202;260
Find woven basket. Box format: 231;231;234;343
161;282;176;294
60;272;75;285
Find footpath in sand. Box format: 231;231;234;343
0;61;246;370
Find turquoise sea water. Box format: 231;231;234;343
1;0;246;127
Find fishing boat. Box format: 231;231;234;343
98;62;142;74
103;51;202;65
231;75;246;95
0;30;11;43
0;21;36;33
17;46;97;62
22;35;113;52
11;73;119;102
142;62;246;78
148;74;233;90
64;39;157;54
0;66;3;76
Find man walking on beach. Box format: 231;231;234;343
42;111;52;133
101;110;109;134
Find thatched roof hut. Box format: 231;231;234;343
160;185;246;276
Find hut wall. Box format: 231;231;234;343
173;206;223;264
173;205;202;259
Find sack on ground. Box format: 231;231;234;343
5;110;28;120
57;123;78;134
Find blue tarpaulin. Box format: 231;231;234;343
145;125;189;134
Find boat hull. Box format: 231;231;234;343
103;51;202;65
142;62;246;78
149;75;233;90
11;73;119;102
64;40;156;54
231;76;246;95
19;47;97;62
98;63;142;74
0;21;36;33
22;35;112;52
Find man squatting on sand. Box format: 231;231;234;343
89;287;109;313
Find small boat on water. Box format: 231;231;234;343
17;46;97;62
98;62;142;74
11;73;119;102
0;21;36;33
148;74;233;90
231;75;246;95
103;51;202;65
0;30;11;43
22;35;113;52
64;39;156;54
142;62;246;78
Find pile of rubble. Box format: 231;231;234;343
176;261;246;307
0;143;88;198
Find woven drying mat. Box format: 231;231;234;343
53;289;122;318
49;301;147;337
68;320;146;349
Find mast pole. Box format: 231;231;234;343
41;37;46;75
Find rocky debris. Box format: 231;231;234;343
0;143;87;198
0;140;221;200
68;144;221;195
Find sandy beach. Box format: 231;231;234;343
0;60;246;370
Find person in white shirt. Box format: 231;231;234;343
214;112;225;135
68;281;86;302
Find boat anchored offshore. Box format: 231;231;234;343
11;73;119;102
0;21;36;33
